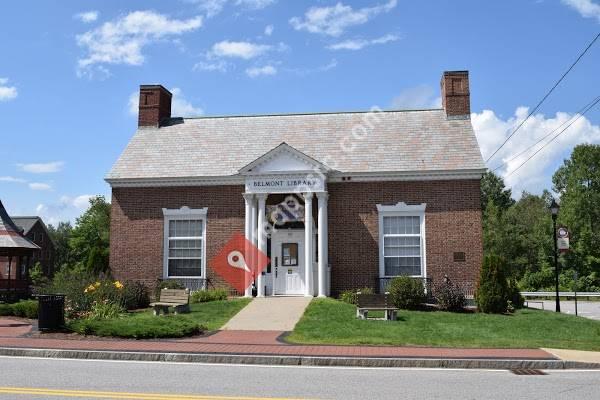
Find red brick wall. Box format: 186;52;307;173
110;185;245;290
328;179;482;295
441;71;470;117
110;179;482;295
138;85;172;127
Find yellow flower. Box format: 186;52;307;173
84;288;88;293
94;282;101;287
85;284;96;293
114;281;124;290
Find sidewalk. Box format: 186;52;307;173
223;297;312;331
1;317;598;369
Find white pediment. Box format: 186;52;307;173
239;142;330;175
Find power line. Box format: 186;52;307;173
485;31;600;163
504;96;600;178
491;95;600;172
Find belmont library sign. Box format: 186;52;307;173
246;175;325;193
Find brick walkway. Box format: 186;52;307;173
0;317;556;360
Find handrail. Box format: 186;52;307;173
521;291;600;297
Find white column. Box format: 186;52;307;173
243;193;254;297
256;194;267;297
303;192;314;297
317;192;329;298
250;195;258;294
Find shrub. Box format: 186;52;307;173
69;315;202;339
40;265;97;317
154;279;184;300
434;278;466;312
476;254;511;313
388;277;426;310
88;301;125;320
507;279;524;309
9;300;38;319
339;287;374;305
122;281;150;310
29;262;48;288
0;303;12;316
190;289;228;303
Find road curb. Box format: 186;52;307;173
1;347;599;369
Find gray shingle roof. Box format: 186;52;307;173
106;109;485;181
0;201;39;251
11;217;39;235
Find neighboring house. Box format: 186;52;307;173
106;70;485;297
2;217;56;277
0;201;40;292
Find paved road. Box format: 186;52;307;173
526;300;600;320
0;356;599;399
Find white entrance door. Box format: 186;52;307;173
271;230;304;295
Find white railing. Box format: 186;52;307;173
521;291;600;298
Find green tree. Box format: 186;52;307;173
506;192;553;277
47;221;73;270
552;144;600;291
481;170;515;212
482;199;510;259
69;196;111;275
476;254;511;313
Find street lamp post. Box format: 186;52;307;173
549;198;561;313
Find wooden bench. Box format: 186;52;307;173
356;293;398;321
150;289;190;315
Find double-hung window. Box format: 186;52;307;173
377;203;426;277
162;207;207;278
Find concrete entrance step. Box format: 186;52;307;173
223;296;312;331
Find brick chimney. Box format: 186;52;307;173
138;85;172;128
440;71;470;119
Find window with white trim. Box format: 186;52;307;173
163;207;207;278
377;203;426;277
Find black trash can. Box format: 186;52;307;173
36;294;65;331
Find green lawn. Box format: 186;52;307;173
286;298;600;351
68;298;251;339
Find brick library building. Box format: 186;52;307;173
106;70;485;297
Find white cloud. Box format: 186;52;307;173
28;183;52;191
246;65;277;77
189;0;275;17
75;11;99;23
327;33;399;50
211;40;271;59
472;107;600;196
193;60;230;72
17;161;64;173
0;176;26;183
76;11;202;76
0;78;18;101
69;194;95;210
236;0;276;9
35;194;97;225
264;24;274;36
128;87;203;117
391;85;442;109
284;59;338;76
320;59;338;71
562;0;600;22
290;0;397;37
190;0;228;17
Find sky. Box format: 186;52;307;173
1;0;599;225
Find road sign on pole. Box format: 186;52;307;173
557;227;570;253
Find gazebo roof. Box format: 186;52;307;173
0;200;39;253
